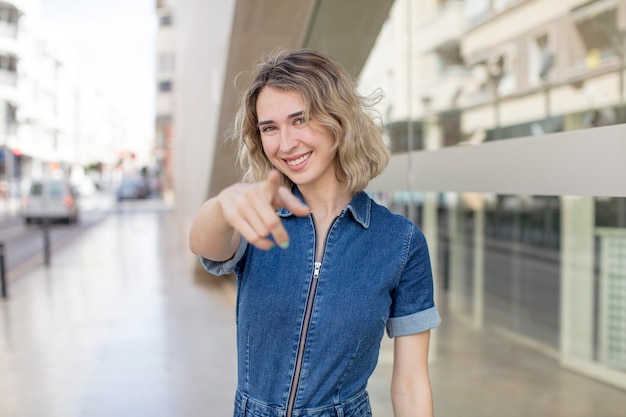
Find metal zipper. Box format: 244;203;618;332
286;213;340;417
286;261;321;417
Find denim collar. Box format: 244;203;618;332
277;186;371;229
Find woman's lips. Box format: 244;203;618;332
285;152;311;167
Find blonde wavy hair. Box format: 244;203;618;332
232;49;390;193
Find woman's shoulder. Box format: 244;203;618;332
367;196;424;238
368;196;416;225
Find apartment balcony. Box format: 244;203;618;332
567;0;623;86
418;0;465;53
0;69;18;107
3;0;25;13
566;51;621;86
0;36;20;58
420;65;473;113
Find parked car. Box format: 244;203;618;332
116;177;150;201
22;179;79;224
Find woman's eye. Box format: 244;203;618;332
261;126;276;133
294;117;305;125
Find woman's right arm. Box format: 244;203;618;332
188;190;244;262
189;170;309;261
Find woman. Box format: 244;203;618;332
189;49;441;417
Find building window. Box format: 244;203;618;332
6;103;16;133
528;34;554;86
159;14;173;26
0;55;16;72
465;0;491;26
158;80;172;92
0;6;18;24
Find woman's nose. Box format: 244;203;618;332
279;127;297;151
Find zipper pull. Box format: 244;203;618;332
313;262;321;279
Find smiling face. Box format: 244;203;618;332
256;86;339;191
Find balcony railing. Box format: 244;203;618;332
567;52;620;85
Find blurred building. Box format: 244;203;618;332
167;0;626;394
155;0;176;198
17;11;77;182
364;0;626;391
0;0;129;209
0;0;23;205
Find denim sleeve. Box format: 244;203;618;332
386;225;441;338
198;237;247;276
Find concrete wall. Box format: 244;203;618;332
172;0;236;266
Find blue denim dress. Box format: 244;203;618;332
201;189;441;417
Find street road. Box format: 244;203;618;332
0;192;119;280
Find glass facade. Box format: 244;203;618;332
357;0;626;391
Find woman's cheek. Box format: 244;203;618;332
262;138;281;159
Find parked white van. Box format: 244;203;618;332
22;179;79;225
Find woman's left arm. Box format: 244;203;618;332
391;330;434;417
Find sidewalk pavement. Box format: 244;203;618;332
0;196;21;228
1;199;625;417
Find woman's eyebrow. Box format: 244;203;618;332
257;110;304;128
288;110;304;119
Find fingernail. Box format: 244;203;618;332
268;244;276;251
280;241;290;249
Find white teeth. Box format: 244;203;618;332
287;152;311;166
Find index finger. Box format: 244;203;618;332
262;170;282;199
277;187;310;217
263;170;309;216
257;170;293;248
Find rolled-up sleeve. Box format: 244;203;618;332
386;306;441;337
199;238;247;276
386;225;441;338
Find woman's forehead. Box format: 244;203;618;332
256;87;306;118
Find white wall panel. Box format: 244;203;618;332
368;124;626;197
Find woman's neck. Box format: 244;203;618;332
299;182;353;262
298;183;353;221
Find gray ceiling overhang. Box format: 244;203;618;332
208;0;395;197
